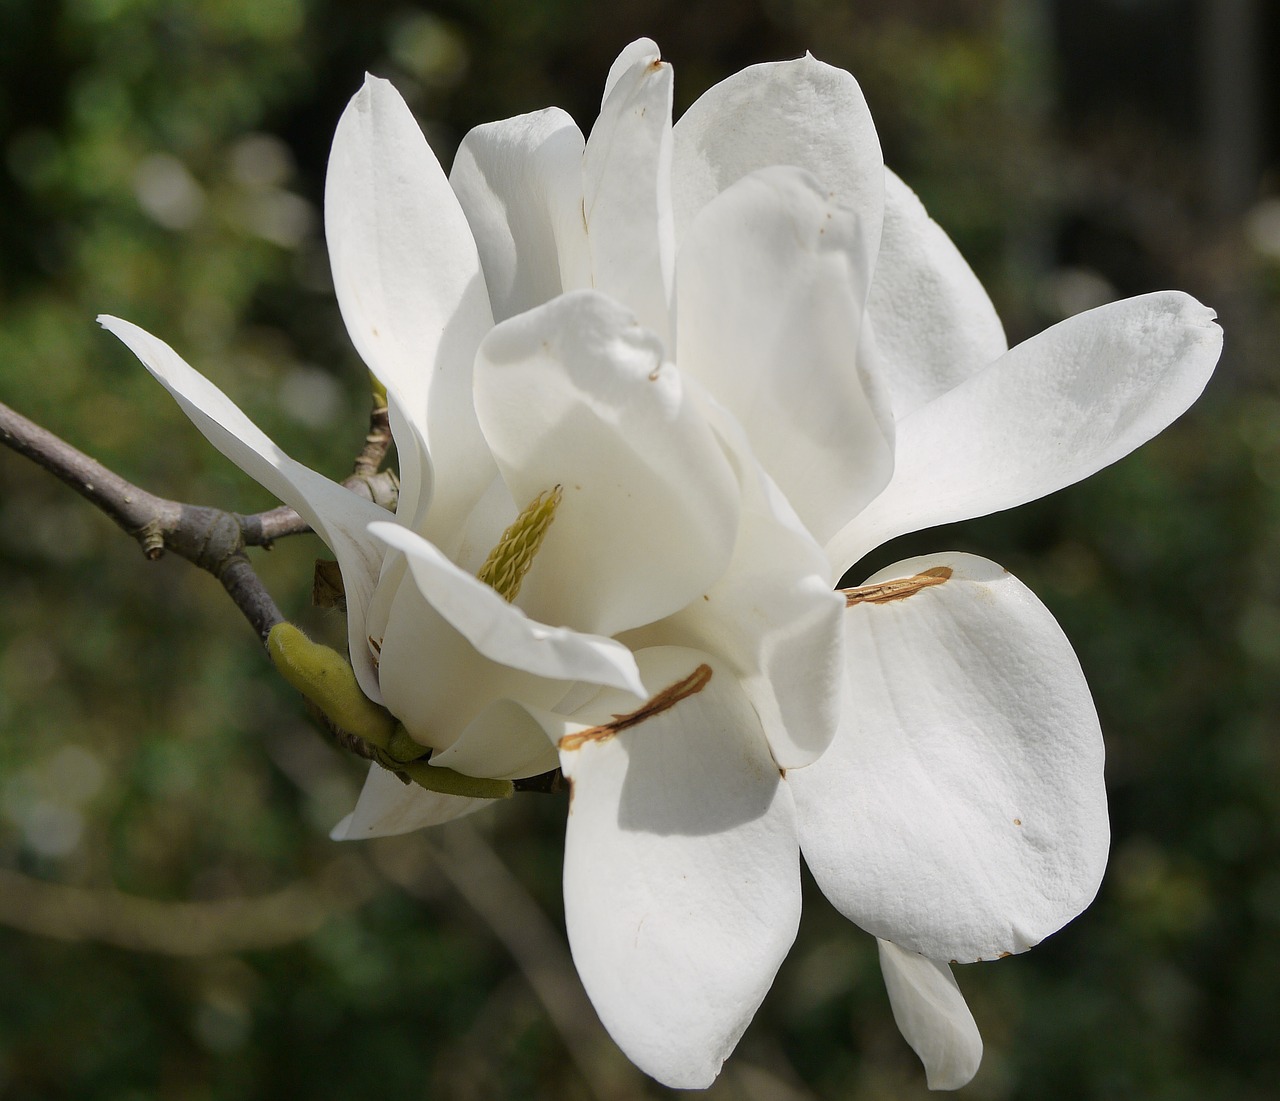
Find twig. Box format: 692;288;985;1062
0;854;381;956
0;397;395;644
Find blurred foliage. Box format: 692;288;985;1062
1;1;1278;1099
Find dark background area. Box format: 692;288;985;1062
1;1;1278;1098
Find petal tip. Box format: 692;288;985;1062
328;813;356;841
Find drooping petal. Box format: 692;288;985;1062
877;940;983;1091
449;107;591;321
99;316;388;701
672;53;883;272
370;520;646;698
583;39;676;345
325;74;496;536
557;647;801;1089
629;387;844;768
827;292;1223;571
868;169;1007;421
473;290;740;637
330;762;486;840
675;165;893;542
791;553;1109;963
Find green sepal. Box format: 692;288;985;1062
395;758;514;800
267;623;395;749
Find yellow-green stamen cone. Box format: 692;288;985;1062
476;486;563;602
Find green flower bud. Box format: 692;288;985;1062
267;622;395;748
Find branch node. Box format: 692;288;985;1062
136;521;167;560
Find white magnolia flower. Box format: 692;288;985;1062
101;39;1222;1091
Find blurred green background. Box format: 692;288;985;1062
1;1;1277;1098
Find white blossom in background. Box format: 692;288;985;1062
101;38;1222;1092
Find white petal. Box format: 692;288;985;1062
672;53;883;271
428;697;560;780
791;553;1109;962
675;166;893;542
449;107;590;321
583;40;675;344
473;290;740;637
828;292;1223;570
631;389;844;768
868;169;1007;421
374;566;546;750
558;647;801;1089
877;939;983;1091
99;316;387;700
325;75;496;535
330;763;486;840
370;520;646;698
601;38;662;102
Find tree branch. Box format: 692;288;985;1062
0;397;396;644
0;854;380;956
1;398;286;641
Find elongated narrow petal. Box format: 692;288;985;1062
99;316;388;700
673;53;883;271
558;648;801;1089
370;520;646;698
583;40;676;344
326;75;496;534
676;166;893;542
632;389;844;768
331;762;487;840
450;107;590;321
868;169;1007;421
473;290;740;637
828;292;1222;571
877;940;983;1091
791;553;1109;963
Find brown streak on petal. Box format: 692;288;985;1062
558;664;713;751
998;951;1013;959
842;566;953;607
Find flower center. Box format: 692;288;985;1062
476;485;563;601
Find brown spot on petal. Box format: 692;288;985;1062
1013;818;1022;826
558;664;713;751
842;566;953;607
998;951;1013;959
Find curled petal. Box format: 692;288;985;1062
473;290;740;637
673;52;883;271
99;316;388;702
325;74;495;536
676;165;893;541
558;648;801;1089
583;40;676;345
828;292;1223;570
450;107;590;321
868;169;1008;420
427;697;560;780
877;939;983;1091
791;553;1109;962
370;520;646;698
